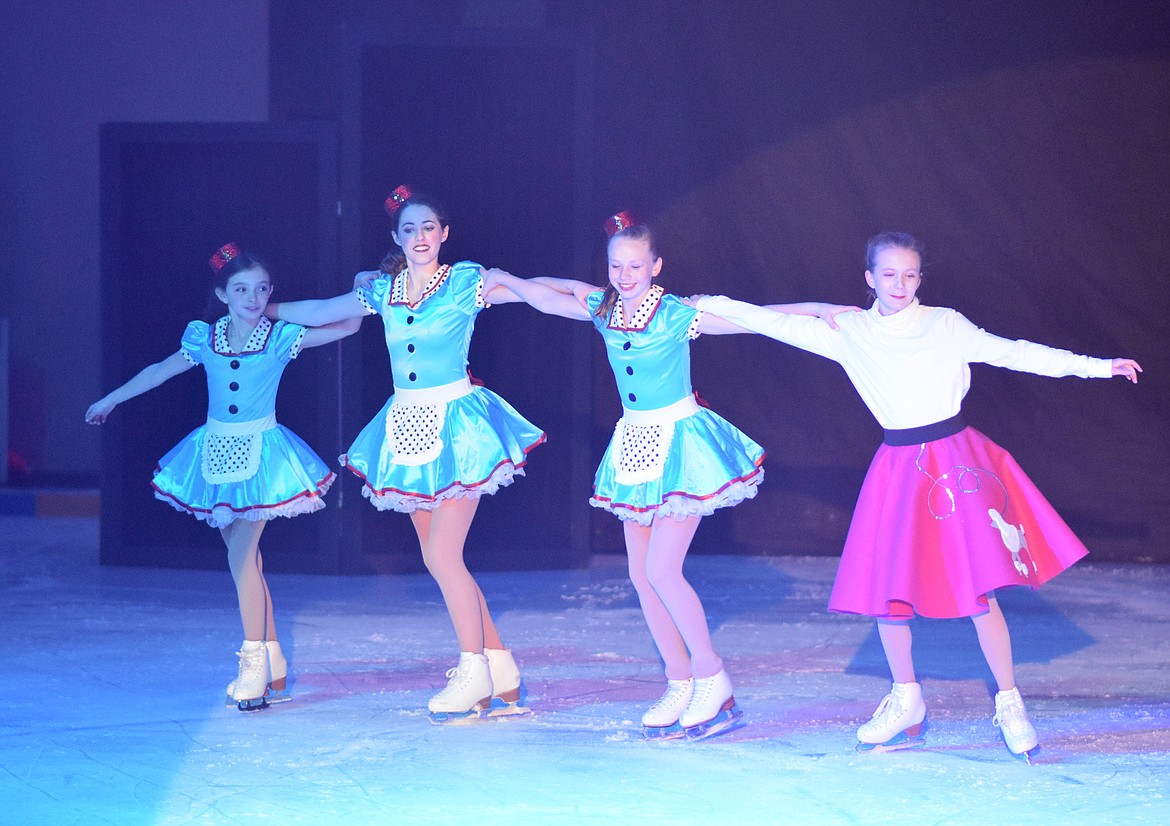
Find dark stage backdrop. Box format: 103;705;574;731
271;2;1170;564
655;54;1170;564
99;123;343;573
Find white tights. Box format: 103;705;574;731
411;496;503;653
876;594;1017;691
221;519;275;641
625;515;723;681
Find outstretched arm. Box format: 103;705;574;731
300;315;363;350
1112;358;1142;384
482;270;595;320
689;297;860;335
85;351;194;424
267;290;368;327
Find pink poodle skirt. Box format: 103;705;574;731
828;425;1088;619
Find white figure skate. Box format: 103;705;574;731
641;677;694;740
428;651;493;725
485;648;531;719
231;640;271;712
680;670;743;741
994;686;1040;763
225;640;290;706
856;681;927;753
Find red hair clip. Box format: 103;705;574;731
209;242;240;273
604;210;640;238
384;184;414;216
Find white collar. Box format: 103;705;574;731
390;264;451;308
608;284;665;331
213;315;273;355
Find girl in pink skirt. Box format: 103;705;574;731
694;231;1141;760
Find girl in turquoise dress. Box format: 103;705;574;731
491;212;854;739
86;244;359;710
266;187;546;721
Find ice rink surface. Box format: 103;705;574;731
2;515;1168;824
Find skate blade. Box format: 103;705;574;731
225;687;292;706
264;688;293;705
683;704;745;742
1010;744;1041;764
856;732;926;754
642;722;686;741
236;696;269;713
486;699;533;719
429;702;491;726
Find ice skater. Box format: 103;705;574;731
265;186;545;723
489;212;854;740
86;243;360;711
693;230;1142;760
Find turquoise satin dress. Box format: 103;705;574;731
587;286;764;525
150;316;335;528
342;261;545;512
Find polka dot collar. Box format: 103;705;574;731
607;284;665;331
212;315;274;355
390;264;451;308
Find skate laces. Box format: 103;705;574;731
434;663;473;700
993;695;1023;729
690;678;715;704
649;681;692;713
236;647;265;679
870;693;896;720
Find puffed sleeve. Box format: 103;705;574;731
270;320;309;364
585;290;608;331
448;261;488;315
179;321;210;366
356;274;393;315
661;294;702;341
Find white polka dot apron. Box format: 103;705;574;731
611;395;702;485
382;377;474;467
200;412;277;484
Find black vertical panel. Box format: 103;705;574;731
99;123;342;573
342;32;593;572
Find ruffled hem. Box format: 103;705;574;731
342;386;544;511
350;458;526;513
152;472;335;530
591;469;763;526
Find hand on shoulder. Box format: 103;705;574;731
352;269;383;291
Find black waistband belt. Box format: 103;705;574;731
883;413;967;446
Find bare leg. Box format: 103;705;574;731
971;594;1017;692
876;619;916;684
643;515;723;679
625;521;692;680
411;497;501;652
221;519;269;641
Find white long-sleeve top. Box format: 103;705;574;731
696;296;1113;430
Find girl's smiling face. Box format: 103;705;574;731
607;235;663;308
865;246;921;316
215;266;272;322
393;203;449;268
